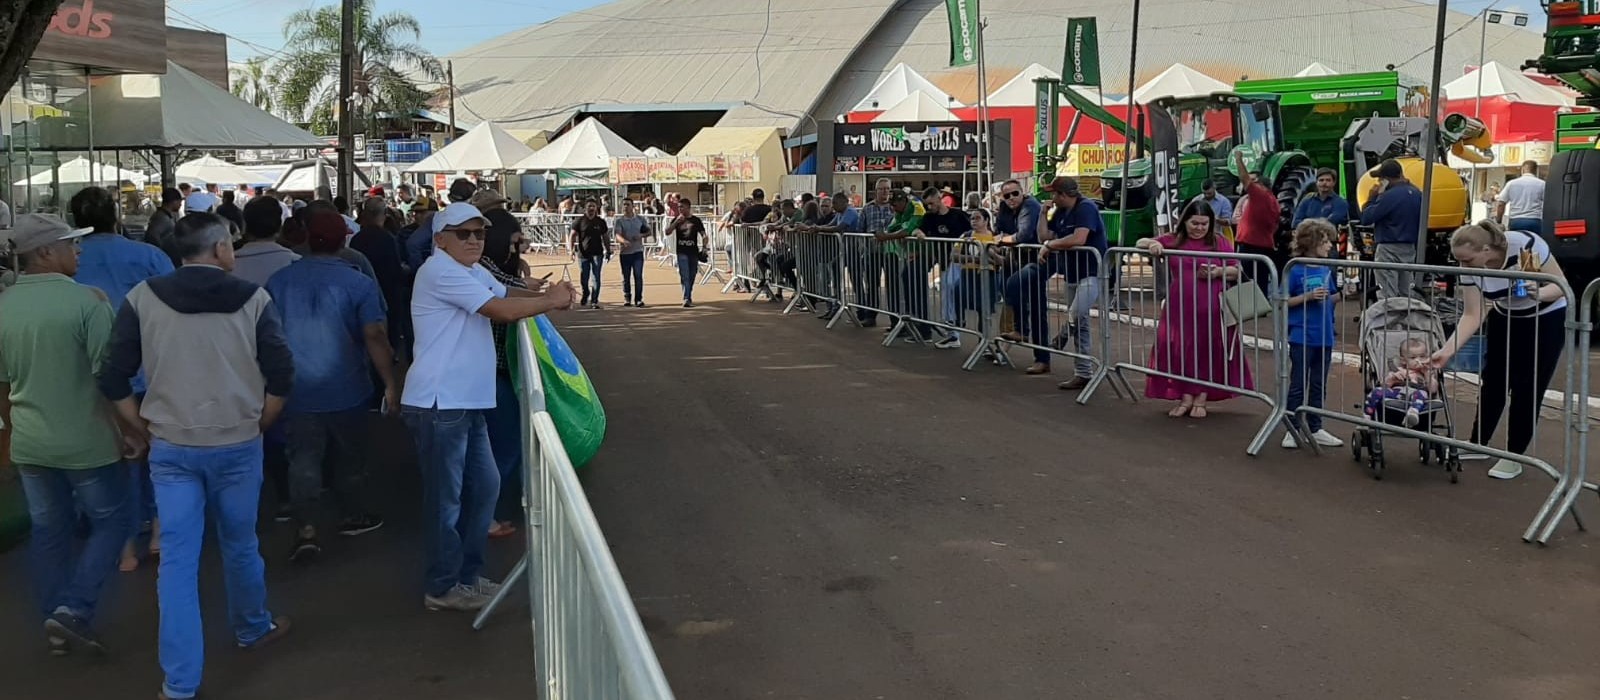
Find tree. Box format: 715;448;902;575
0;0;67;97
230;56;277;113
273;0;443;136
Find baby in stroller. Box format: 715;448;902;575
1364;338;1440;428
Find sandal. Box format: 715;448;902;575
1168;404;1193;418
1190;406;1209;419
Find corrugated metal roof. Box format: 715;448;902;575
451;0;1547;135
448;0;903;133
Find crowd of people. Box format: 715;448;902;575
0;176;576;700
712;166;1560;482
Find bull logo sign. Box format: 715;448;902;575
870;126;965;153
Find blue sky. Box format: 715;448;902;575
167;0;614;60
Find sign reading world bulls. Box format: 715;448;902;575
33;0;168;75
835;121;981;158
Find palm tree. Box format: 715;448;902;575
230;56;277;113
272;0;444;135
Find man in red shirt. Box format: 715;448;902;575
1232;149;1281;296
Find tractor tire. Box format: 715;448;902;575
1274;165;1317;232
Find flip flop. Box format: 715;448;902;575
1168;404;1193;418
1191;406;1209;419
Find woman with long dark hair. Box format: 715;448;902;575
1137;200;1252;419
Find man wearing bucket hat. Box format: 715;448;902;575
0;214;134;657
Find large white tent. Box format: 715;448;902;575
406;120;537;173
1133;64;1232;103
1442;61;1575;106
987;63;1124;107
513;117;644;172
14;157;148;186
851;62;962;112
872;92;958;122
176;155;258;185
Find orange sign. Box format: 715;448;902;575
706;155;730;181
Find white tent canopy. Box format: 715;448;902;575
872;91;958;122
513;117;644;172
1294;62;1338;77
1442;61;1575;106
1133;64;1232;103
987;63;1125;107
176;155;258;185
406;120;537;173
14;157;148;186
642;146;672;157
852;62;962;112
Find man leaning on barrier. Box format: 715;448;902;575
1000;176;1107;387
876;190;928;339
852;179;898;327
800;192;859;320
404;203;577;614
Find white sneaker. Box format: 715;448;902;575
934;336;961;350
1487;459;1524;480
473;577;503;597
424;584;489;612
1311;430;1345;447
1282;433;1299;449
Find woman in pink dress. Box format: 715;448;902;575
1136;200;1254;418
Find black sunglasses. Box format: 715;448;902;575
1002;191;1022;199
451;227;487;241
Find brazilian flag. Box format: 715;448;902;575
507;315;606;469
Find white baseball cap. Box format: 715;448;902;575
434;201;488;231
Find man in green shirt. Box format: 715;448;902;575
874;191;927;338
0;214;132;656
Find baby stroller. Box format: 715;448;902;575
1348;297;1463;482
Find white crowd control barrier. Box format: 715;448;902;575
471;322;674;700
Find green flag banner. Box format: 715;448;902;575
1064;17;1101;86
945;0;979;68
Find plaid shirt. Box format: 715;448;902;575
860;201;895;234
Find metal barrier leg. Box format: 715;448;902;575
471;553;527;631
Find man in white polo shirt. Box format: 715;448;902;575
1495;160;1545;234
403;202;576;612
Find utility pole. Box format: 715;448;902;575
1116;0;1141;237
337;0;356;202
1417;0;1448;265
447;60;457;142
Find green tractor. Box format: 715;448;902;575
1092;92;1316;245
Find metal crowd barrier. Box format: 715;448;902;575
1275;257;1585;544
752;234;1597;546
523;223;571;256
1080;247;1284;455
968;243;1111;396
782;230;844;317
721;224;773;299
471;322;674;699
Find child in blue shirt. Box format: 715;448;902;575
1283;219;1342;449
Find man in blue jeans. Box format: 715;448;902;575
570;198;610;309
267;210;399;563
1001;177;1107;387
0;214;131;656
612;199;652;307
99;212;296;700
407;202;576;612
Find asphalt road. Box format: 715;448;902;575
4;259;1600;699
